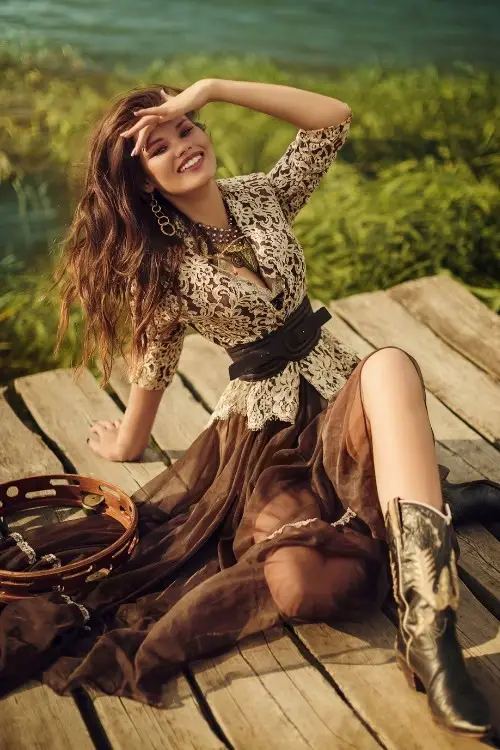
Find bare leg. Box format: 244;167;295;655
359;347;444;518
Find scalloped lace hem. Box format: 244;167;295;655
204;329;360;431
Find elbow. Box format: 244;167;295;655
339;103;352;122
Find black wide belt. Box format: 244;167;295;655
226;295;332;382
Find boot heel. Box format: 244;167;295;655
395;649;425;693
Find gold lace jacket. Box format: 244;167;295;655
130;113;361;430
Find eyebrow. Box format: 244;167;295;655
146;118;190;150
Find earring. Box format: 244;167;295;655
150;192;176;237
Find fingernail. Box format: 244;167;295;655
133;110;140;116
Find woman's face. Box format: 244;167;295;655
136;115;216;196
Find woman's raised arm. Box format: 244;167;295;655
206;78;351;130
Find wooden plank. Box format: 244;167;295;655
455;581;500;730
318;296;500;482
109;361;210;464
13;368;224;750
388;275;500;381
191;629;380;750
455;523;500;620
333;291;500;443
294;582;500;749
321;303;500;483
87;682;225;750
15;369;166;497
0;682;94;750
0;392;94;750
178;336;231;412
0;390;63;482
0;390;62;528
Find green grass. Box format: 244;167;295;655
1;42;499;384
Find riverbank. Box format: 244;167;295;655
1;44;499;384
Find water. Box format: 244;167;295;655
1;0;498;264
2;0;499;73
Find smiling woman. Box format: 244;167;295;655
14;77;489;735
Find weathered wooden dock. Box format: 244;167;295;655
1;274;499;750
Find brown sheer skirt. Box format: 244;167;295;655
0;347;435;707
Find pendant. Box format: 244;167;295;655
231;254;245;268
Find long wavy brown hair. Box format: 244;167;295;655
54;83;209;387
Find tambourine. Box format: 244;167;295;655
0;474;138;603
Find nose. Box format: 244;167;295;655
175;142;194;171
176;140;192;157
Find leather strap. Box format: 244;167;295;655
226;295;332;382
0;474;138;602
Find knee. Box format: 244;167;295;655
266;550;373;621
264;549;315;619
360;347;423;399
273;578;309;619
265;549;329;621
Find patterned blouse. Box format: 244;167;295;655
130;113;361;430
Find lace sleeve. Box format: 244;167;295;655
129;316;186;391
265;112;352;223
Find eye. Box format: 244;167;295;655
152;127;193;156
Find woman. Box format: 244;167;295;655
0;78;493;735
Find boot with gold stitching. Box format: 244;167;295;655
385;496;491;737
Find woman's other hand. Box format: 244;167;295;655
86;385;164;462
87;419;135;462
120;79;215;156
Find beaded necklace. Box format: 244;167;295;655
194;200;260;275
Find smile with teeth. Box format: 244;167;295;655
179;154;204;172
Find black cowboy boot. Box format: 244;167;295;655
385;496;491;736
438;465;500;526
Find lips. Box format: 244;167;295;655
177;151;204;173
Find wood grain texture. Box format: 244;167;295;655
15;369;166;496
192;629;379;750
178;336;231;412
333;291;500;443
87;679;225;750
0;390;62;528
294;595;499;750
388;275;500;381
0;391;93;750
322;303;500;483
0;682;94;750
